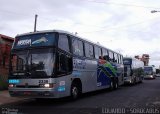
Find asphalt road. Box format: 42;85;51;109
1;77;160;114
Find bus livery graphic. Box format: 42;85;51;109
97;59;117;86
32;37;48;44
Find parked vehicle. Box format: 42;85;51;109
156;73;160;77
123;57;144;84
8;30;124;99
144;66;156;79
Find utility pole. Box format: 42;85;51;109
34;14;38;32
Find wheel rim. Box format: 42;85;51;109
116;82;118;88
110;81;113;88
115;82;117;88
72;87;78;99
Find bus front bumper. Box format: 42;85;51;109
144;75;155;79
124;77;132;84
8;88;58;98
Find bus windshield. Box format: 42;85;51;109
144;67;152;75
124;65;131;77
123;58;132;65
10;48;55;78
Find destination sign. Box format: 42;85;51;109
13;33;56;49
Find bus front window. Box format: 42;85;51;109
10;48;55;78
124;65;131;77
11;51;27;75
144;67;152;75
28;49;55;77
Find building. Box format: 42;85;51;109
135;55;140;60
135;54;150;66
141;54;149;66
0;34;14;68
0;34;14;76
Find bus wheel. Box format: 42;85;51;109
110;80;114;90
114;80;118;89
71;84;79;100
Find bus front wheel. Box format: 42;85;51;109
71;84;80;100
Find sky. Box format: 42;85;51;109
1;0;160;68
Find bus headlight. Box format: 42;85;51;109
39;83;54;88
8;84;15;88
44;84;50;88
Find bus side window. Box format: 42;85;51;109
94;46;101;59
102;48;107;57
57;52;72;76
108;51;114;62
121;55;123;64
102;49;109;61
117;55;120;64
72;38;84;56
104;55;109;61
114;53;118;63
78;40;84;56
58;34;70;52
85;42;94;58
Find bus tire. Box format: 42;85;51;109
110;80;114;90
71;83;81;100
114;79;119;89
139;77;143;83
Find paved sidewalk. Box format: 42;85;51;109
0;90;25;106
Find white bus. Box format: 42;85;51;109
8;30;124;99
144;66;156;79
123;57;144;84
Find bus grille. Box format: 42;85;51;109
16;85;40;88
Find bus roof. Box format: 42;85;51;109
123;57;138;61
15;29;122;55
123;57;144;63
123;57;132;59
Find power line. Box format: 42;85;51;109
82;16;160;33
84;0;160;9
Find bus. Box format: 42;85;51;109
123;57;144;84
8;30;124;99
144;66;156;79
